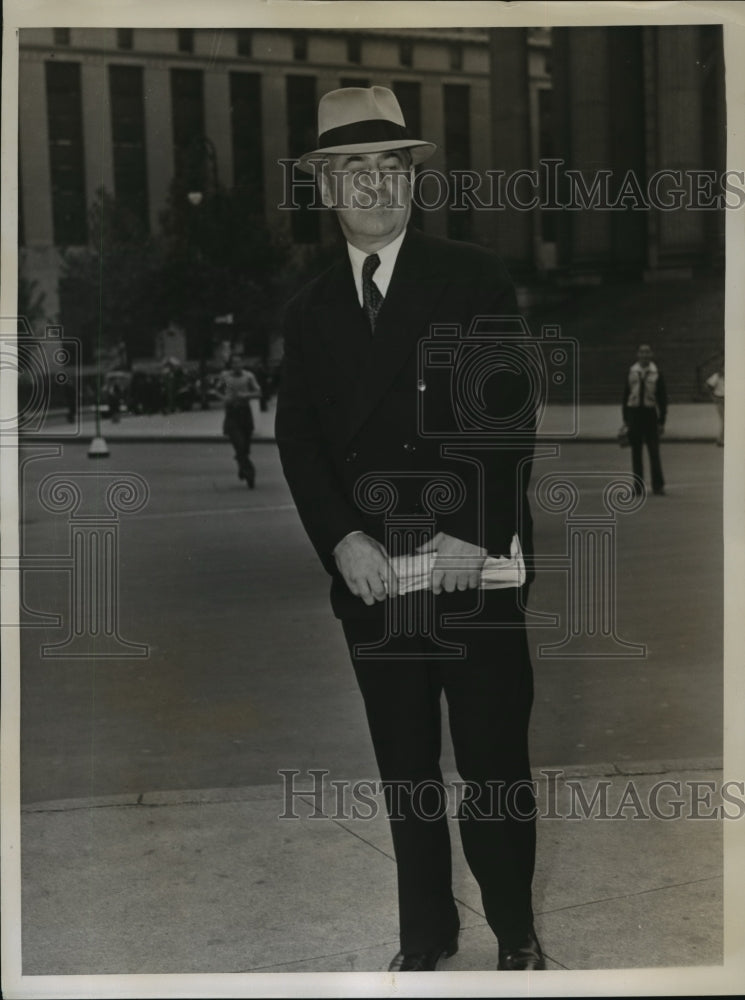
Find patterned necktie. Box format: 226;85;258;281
362;253;383;333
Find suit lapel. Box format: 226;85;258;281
311;254;370;397
342;228;450;445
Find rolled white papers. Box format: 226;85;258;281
389;535;525;595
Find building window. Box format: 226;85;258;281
292;32;308;61
230;72;263;206
347;34;362;64
53;28;70;46
399;39;413;67
286;74;319;243
393;81;423;228
537;88;557;242
443;83;471;240
19;162;25;246
171;68;205;186
340;77;369;89
45;60;87;245
237;29;253;57
178;28;194;53
449;43;463;71
117;28;134;50
393;81;421;139
109;65;149;229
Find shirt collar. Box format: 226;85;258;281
347;228;407;307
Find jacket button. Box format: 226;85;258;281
403;442;416;452
345;451;357;463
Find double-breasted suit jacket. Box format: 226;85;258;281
276;226;536;620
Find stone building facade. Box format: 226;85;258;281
19;25;725;322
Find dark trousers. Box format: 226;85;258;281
342;588;536;954
223;404;254;469
627;408;664;492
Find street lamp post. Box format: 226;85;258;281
183;134;222;410
88;355;110;458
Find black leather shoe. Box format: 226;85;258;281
497;927;546;970
388;934;458;971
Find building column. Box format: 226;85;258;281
261;70;291;238
654;26;705;267
564;27;613;273
469;79;492;246
143;65;174;234
18;53;61;320
18;54;54;248
419;79;446;238
204;68;233;190
488;28;534;272
80;58;114;208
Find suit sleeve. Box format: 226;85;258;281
434;275;536;561
622;376;631;424
275;295;365;574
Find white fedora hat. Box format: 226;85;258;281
298;86;436;172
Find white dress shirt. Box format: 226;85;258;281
347;229;407;307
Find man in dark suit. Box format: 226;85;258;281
276;86;544;972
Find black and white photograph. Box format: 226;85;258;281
2;1;744;997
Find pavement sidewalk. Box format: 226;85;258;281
34;399;723;444
19;757;724;977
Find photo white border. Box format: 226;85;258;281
2;1;744;997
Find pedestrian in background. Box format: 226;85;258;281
220;354;261;488
705;362;724;447
106;380;122;424
622;343;668;496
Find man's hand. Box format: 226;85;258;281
333;532;399;606
416;532;487;595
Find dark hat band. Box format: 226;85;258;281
317;118;411;149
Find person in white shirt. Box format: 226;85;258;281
220;354;261;488
622;343;668;495
705;363;724;446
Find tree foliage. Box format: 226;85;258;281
58;178;294;365
17;273;47;334
58;189;159;362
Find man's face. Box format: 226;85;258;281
637;345;653;367
320;149;413;252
